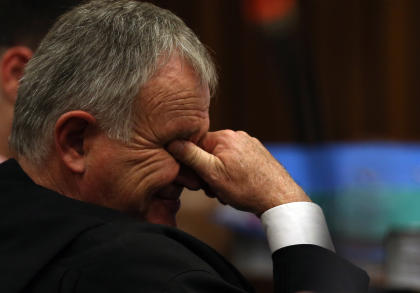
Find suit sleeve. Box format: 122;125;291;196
262;203;369;292
71;245;368;293
69;223;368;293
272;244;370;293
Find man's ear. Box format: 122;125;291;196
0;46;33;103
54;111;97;174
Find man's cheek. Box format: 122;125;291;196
148;150;181;186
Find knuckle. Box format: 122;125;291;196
207;167;220;183
236;130;248;136
186;147;200;165
207;159;224;182
222;129;236;137
251;136;260;143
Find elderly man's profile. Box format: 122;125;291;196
0;1;368;292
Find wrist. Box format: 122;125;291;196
257;189;312;216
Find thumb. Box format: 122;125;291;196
167;140;220;178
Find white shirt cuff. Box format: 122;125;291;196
261;201;335;253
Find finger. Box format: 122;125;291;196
198;131;220;153
201;182;217;198
167;140;221;179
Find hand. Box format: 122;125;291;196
167;130;310;216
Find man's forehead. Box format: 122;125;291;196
130;55;210;146
139;55;210;107
147;55;203;87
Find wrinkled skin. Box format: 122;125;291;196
80;54;309;226
81;55;210;226
167;130;310;216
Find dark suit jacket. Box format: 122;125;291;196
0;159;368;293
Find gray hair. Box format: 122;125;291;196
10;0;217;164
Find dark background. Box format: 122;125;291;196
147;0;420;143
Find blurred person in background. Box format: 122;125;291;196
1;1;368;292
0;0;77;163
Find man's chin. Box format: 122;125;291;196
145;198;180;227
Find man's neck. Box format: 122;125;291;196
18;155;81;202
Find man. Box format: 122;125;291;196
0;0;78;162
1;1;368;292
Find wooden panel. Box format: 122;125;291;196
146;0;420;142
